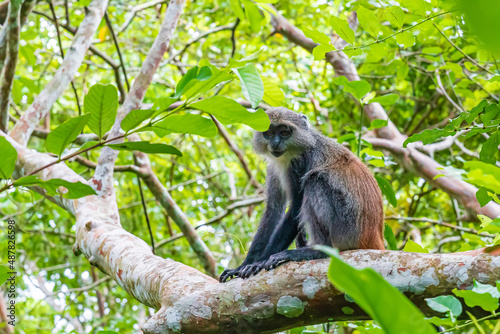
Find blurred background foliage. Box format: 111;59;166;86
1;0;500;332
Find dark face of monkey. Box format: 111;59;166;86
253;107;317;161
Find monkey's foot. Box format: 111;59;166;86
219;267;240;283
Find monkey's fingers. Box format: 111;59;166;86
263;256;288;270
240;264;263;278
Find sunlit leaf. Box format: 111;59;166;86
190;96;270;131
403;239;429;253
84;84;118;140
0;137;17;180
343;80;371;100
330;16;355;44
375;176;397;207
385;6;405;29
233;63;264;108
46;115;91;157
121;109;155;132
107;141;182;156
480;131;499;164
13;175;96;199
370;94;399;106
262;78;285;106
151;114;217;138
384;224;398;250
357;6;382;38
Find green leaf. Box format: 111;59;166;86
476;187;494;207
374;176;397;207
243;0;262;32
370;119;389;129
233;63;264;109
343;80;371;100
0;137;17;180
465;161;500;191
190;96;270;131
478;217;500;234
174;66;212;98
384;223;398;250
79;140;100;152
107;141;181;156
357;6;382;38
330;16;355;44
403;124;456;147
46;115;91;157
403;239;429;253
473;280;500;298
182;65;232;101
302;27;332;45
84;84;118;140
316;245;436;334
229;0;245;21
151;114;217;138
482;104;500;125
385;6;405;29
370;94;399;106
396;31;415;48
312;44;335;60
453;288;499;312
0;265;10;285
121;109;155;132
262;78;285;107
13;175;96;199
480;131;499;164
425;295;462;321
401;0;427;16
151;97;178;117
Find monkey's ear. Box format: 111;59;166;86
299;113;309;127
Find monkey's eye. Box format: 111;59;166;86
262;130;273;139
280;128;292;138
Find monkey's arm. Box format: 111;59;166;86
219;168;287;282
236;193;303;279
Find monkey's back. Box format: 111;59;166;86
301;136;385;250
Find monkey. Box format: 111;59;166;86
219;107;385;283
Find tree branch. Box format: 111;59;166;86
0;0;21;132
10;0;109;146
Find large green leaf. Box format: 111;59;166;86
262;78;285;107
316;246;436;334
312;44;335;60
0;137;17;180
190;96;270;131
453;280;500;312
46;115;91;157
425;296;463;321
385;6;405;29
396;31;415;48
370;94;399;106
343;80;371;100
13;175;96;199
151;114;217;138
233;63;264;109
465;161;500;190
174;66;212;98
357;6;382;38
243;0;262;33
302;27;331;45
330;16;355;44
107;141;182;156
403;124;456;147
84;84;118;140
374;175;397;207
121;109;155;132
480;131;499;164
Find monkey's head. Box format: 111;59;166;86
253;107;317;160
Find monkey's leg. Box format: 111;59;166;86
262;247;328;271
238;210;301;279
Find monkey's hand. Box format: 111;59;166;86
262;252;291;270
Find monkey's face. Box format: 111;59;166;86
253;121;314;161
261;124;293;157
